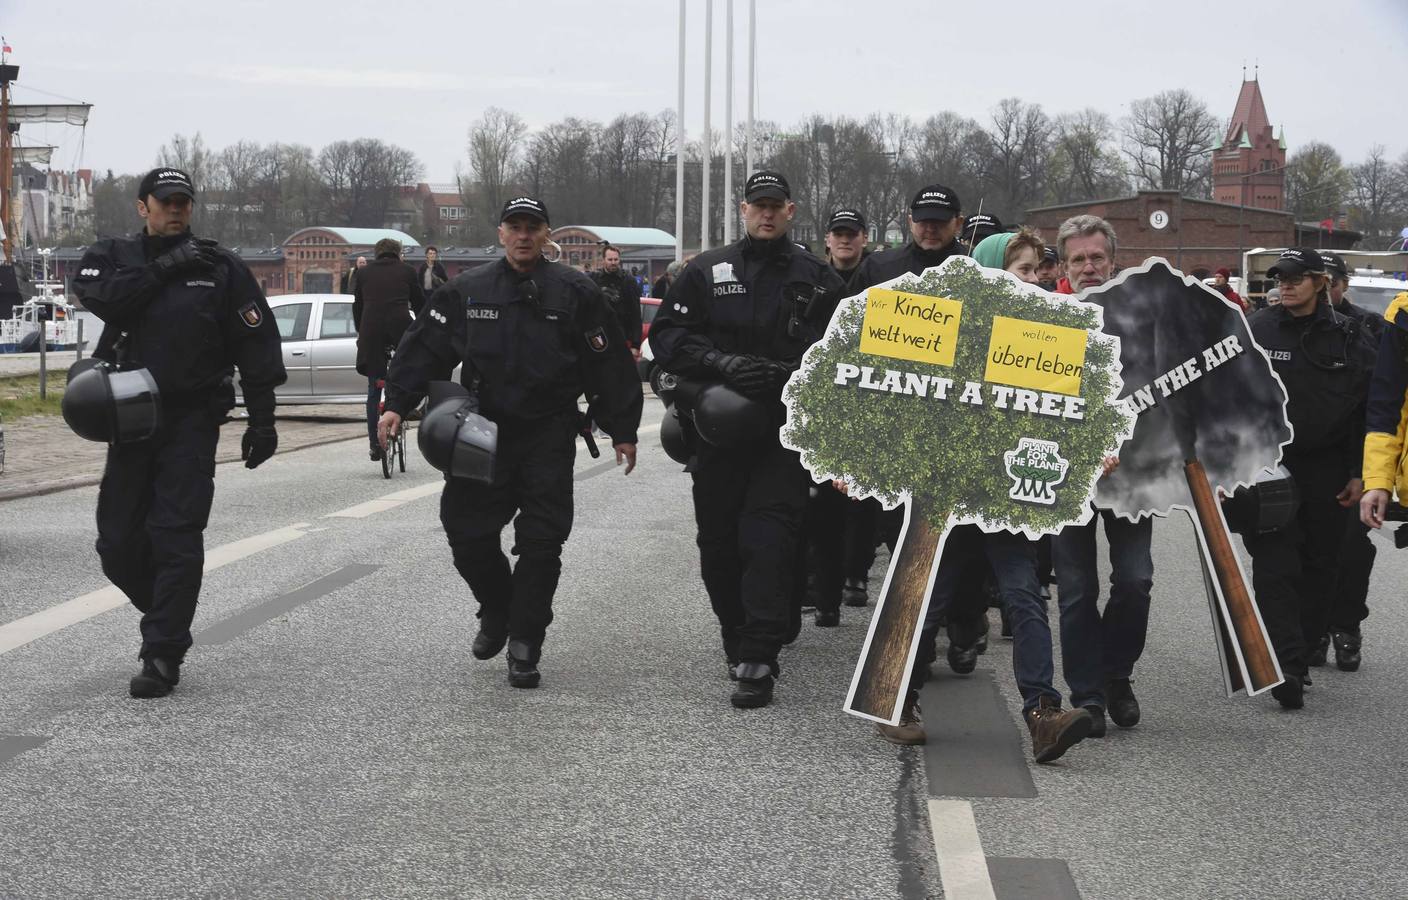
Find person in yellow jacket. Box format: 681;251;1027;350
1362;290;1408;532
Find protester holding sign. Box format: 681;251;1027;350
651;171;845;710
870;229;1103;758
1049;215;1156;733
1243;248;1377;708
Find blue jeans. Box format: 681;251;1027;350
1052;510;1154;710
917;525;1056;712
366;375;382;446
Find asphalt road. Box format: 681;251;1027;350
2;401;1407;899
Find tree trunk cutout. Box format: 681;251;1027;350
847;499;947;722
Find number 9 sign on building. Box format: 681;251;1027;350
782;256;1136;725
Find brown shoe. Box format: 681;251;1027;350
876;699;926;745
1025;696;1092;764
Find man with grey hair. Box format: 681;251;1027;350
1051;214;1155;738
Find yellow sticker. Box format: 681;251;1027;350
859;289;962;367
984;316;1088;396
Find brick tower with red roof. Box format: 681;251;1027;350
1212;77;1286;210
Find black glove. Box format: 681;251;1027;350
241;424;278;469
708;352;790;399
151;240;218;279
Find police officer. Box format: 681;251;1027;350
377;196;642;689
650;171;844;709
823;207;869;291
73;167;286;698
852;183;967;287
1243;248;1377;708
1318;251;1383;670
592;244;644;350
961;212;1005;251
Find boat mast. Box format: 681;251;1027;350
0;59;16;265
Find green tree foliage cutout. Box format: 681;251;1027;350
782;257;1134;721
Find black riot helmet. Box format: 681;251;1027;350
62;359;162;444
685;382;774;448
1220;465;1300;535
417;380;498;482
659;403;696;464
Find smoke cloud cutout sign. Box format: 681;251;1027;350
1071;259;1294;697
783;256;1136;725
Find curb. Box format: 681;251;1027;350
0;430;375;504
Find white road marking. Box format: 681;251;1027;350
0;523;313;657
928;799;998;900
322;480;443;519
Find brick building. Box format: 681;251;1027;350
1025;190;1358;279
1213;78;1287;210
277;227;419;295
549;225;676;281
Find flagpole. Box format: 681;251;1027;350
745;0;755;177
723;0;734;244
700;0;713;252
675;0;686;263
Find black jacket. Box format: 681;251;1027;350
591;269;644;348
74;230;286;419
1247;300;1377;473
650;233;845;391
851;239;966;290
353;255;425;378
384;258;643;443
416;261;449;297
1335;297;1386;345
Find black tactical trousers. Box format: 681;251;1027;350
439;412;576;655
1241;452;1352;676
1330;518;1376;633
692;442;810;665
806;487;883;612
96;406;220;663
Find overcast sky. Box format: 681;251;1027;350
8;0;1407;184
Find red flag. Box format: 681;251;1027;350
1;40;10;54
1319;217;1335;233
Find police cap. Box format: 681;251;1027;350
138;168;195;202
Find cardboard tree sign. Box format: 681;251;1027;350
1079;260;1293;697
783;256;1136;724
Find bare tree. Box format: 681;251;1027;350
1349;145;1406;249
156;132;215;223
1120;89;1219;194
974;98;1052;221
1286;140;1352;224
467;107;526;231
318;138;423;228
1046;109;1129;205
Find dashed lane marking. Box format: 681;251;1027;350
0;523;314;657
928;799;999;900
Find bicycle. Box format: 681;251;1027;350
376;346;408;479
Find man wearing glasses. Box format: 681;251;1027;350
1050;215;1155;737
378;196;642;690
1240;248;1377;707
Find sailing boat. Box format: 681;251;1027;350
0;41;93;352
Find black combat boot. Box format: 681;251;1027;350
129;656;181;699
471;617;508;661
814;606;840;628
729;662;776;709
1308;632;1330;668
1271;673;1305;709
1331;630;1362;672
1105;677;1141;728
506;640;541;689
842;577;869;607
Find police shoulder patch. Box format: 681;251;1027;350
586;326;608;352
238;301;263;328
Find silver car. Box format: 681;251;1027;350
237;293;364;405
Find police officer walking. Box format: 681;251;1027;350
377;196;642;689
1243;248;1377;708
73;167;286;698
650;171;844;709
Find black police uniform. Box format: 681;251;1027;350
1243;300;1376;677
74;229;285;665
1330;294;1385;647
383;257;642;662
650;233;844;672
850;234;997;654
591;267;644;350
